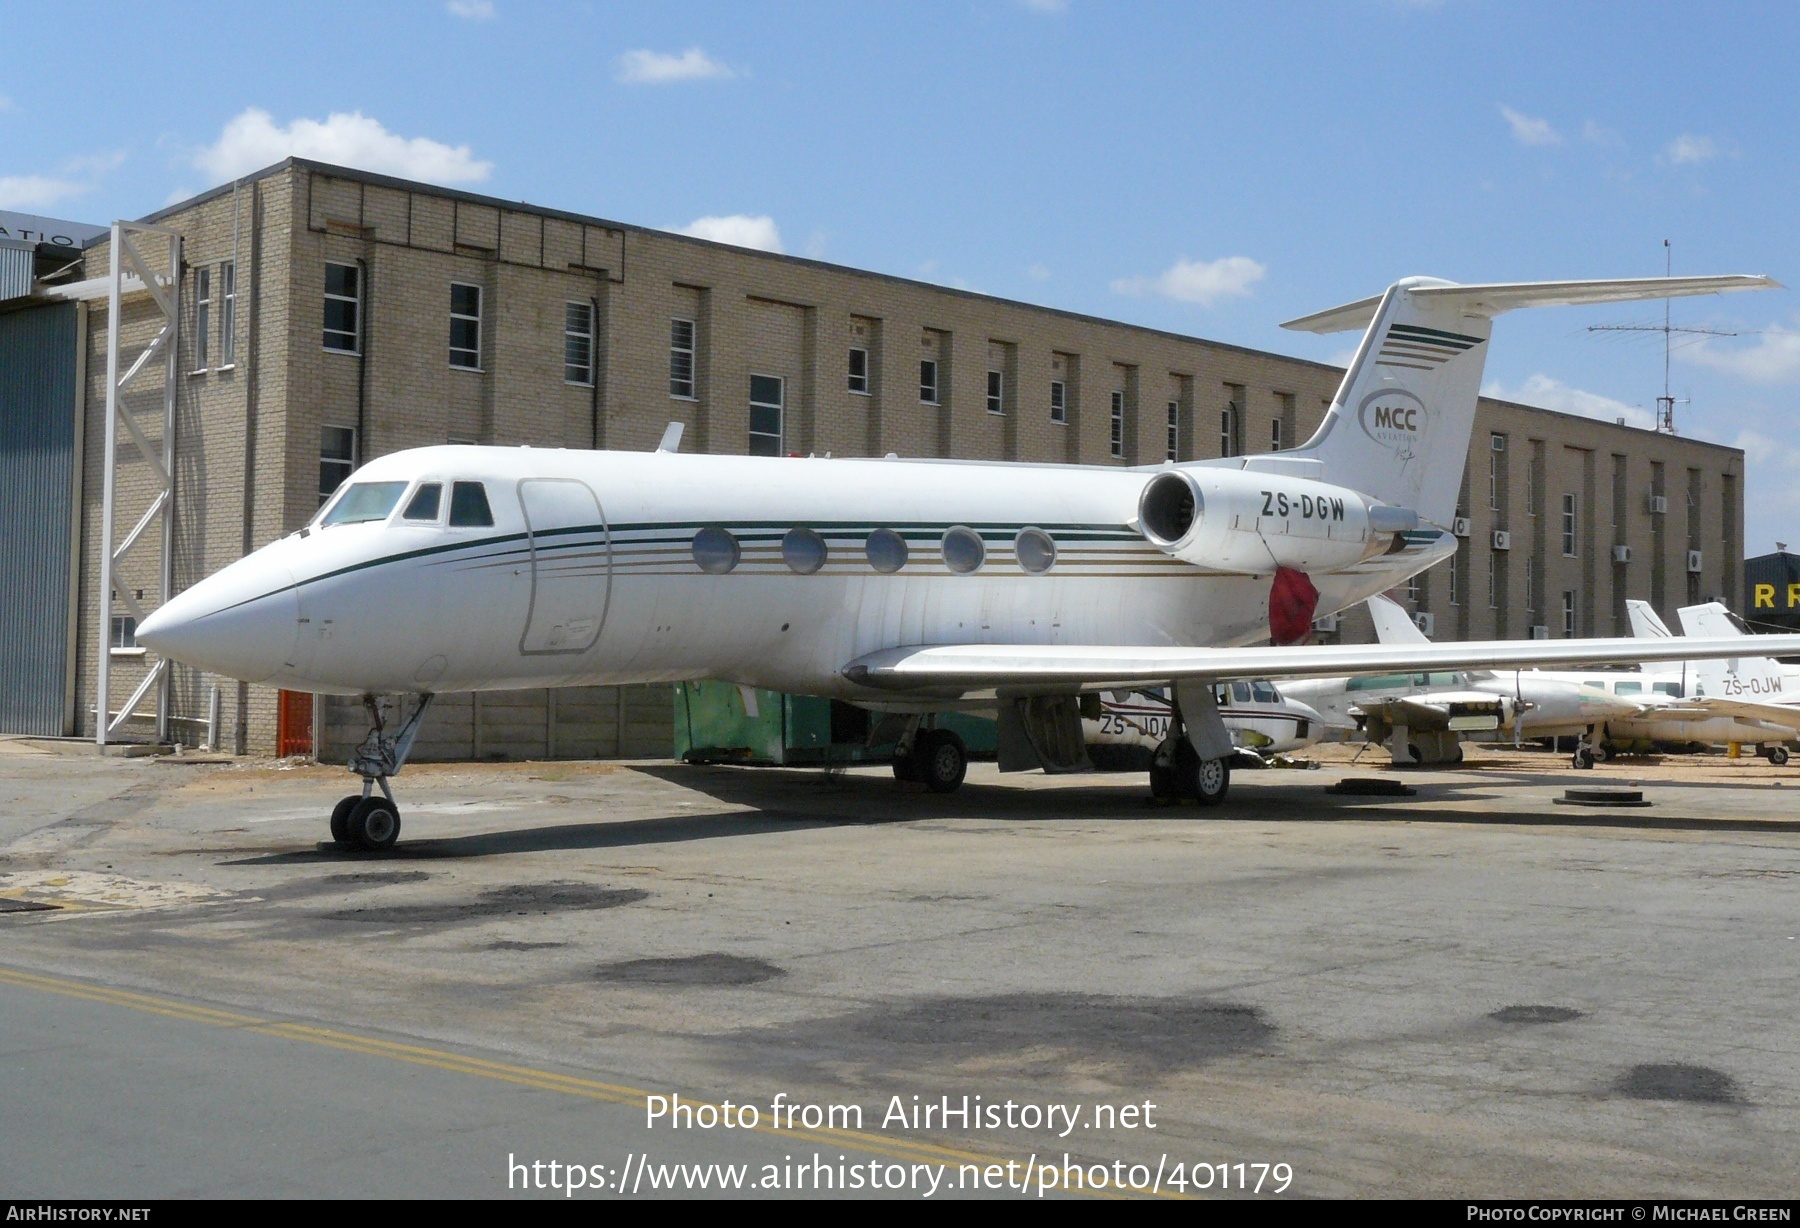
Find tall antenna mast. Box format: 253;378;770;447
1587;239;1740;434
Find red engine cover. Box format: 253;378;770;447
1269;566;1320;646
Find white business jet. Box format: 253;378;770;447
138;272;1796;850
1618;600;1800;763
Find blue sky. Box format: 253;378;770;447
6;1;1797;552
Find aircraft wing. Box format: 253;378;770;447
843;633;1800;693
1355;692;1506;732
1686;696;1800;733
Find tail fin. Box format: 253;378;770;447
1626;599;1674;639
1282;274;1778;527
1367;593;1430;644
1675;601;1790;698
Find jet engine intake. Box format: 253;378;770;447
1137;467;1416;575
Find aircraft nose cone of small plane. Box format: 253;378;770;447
136;553;300;684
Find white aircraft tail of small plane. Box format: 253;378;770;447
136;270;1798;849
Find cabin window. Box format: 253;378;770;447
1230;682;1252;703
1015;527;1056;574
448;481;494;527
321;481;408;526
692;526;741;574
942;526;985;573
402;483;443;521
1346;673;1410;692
1613;680;1642;695
1654;681;1683;697
866;528;908;573
782;527;827;574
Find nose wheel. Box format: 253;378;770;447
330;694;433;852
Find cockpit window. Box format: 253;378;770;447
1251;682;1278;703
403;483;443;521
1230;682;1252;703
320;481;408;526
448;481;494;527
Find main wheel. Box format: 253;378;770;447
1192;756;1231;807
1768;745;1790;766
891;746;920;782
1590;743;1609;764
329;795;362;845
919;729;968;794
347;797;401;851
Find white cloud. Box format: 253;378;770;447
1581;119;1621;146
0;151;125;210
615;48;734;85
1482;374;1656;429
1731;428;1800;471
1110;255;1265;306
0;175;91;210
0;93;14;113
1026;263;1051;281
193;108;492;185
1015;0;1069;11
446;0;494;17
672;214;782;253
1500;105;1561;147
1664;134;1718;165
1681;326;1800;384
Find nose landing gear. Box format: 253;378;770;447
330;694;434;852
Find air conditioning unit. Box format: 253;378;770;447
1611;544;1632;564
1531;625;1550;640
1312;612;1338;633
1452;517;1472;538
1687;550;1704;574
1414;612;1436;636
1647;494;1669;515
1491;530;1511;551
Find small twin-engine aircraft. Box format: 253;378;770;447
1084;683;1329;768
1281;595;1643;765
138;271;1800;849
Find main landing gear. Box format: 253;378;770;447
892;719;968;794
329;694;434;852
1149;734;1231;806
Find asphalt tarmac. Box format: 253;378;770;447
2;738;1797;1199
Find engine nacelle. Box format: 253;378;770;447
1137;467;1418;575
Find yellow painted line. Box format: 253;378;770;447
0;965;1170;1198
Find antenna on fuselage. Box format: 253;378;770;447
656;422;685;453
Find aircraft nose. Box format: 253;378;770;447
136;553;300;684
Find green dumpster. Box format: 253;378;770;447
674;681;994;766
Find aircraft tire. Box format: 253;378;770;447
1768;745;1790;766
1572;747;1596;770
891;749;920;783
1192;756;1230;807
348;797;402;852
1590;744;1609;764
329;795;361;845
920;730;968;794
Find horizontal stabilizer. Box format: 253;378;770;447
1282;275;1780;335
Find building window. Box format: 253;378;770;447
1220;389;1243;458
320;426;356;504
564;301;594;386
323;262;360;353
668;318;696;398
1524;561;1537;613
1489;435;1504;510
1271;416;1283;452
1167;400;1180;462
220;261;236;365
1488;551;1499;608
110;614;137;652
848;347;869;395
1050;380;1066;424
919;359;938;405
987;370;1004;415
1561;493;1578;556
191;267;210;372
749;374;783;456
1406;575;1421;602
1110;391;1125;459
1562;590;1577;638
449;283;482;370
1449;550;1460;605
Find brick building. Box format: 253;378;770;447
0;158;1746;755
